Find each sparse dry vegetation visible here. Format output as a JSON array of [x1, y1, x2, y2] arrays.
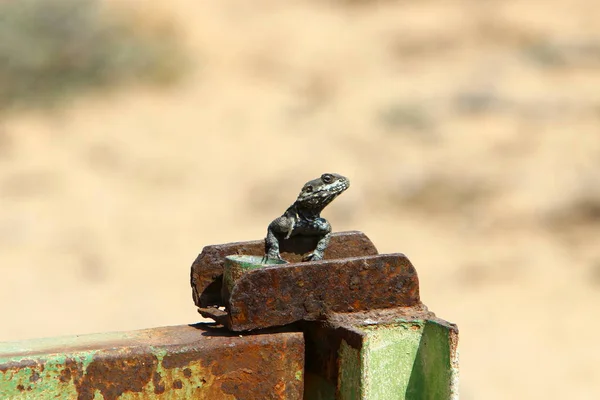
[[0, 0, 186, 111]]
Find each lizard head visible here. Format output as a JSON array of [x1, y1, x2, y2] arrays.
[[295, 173, 350, 211]]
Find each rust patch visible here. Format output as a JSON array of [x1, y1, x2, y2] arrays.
[[74, 348, 158, 400], [172, 379, 183, 389], [59, 366, 72, 383], [29, 370, 40, 382], [162, 348, 206, 370], [152, 371, 165, 394], [191, 230, 378, 308], [213, 334, 304, 399], [226, 253, 421, 331], [159, 325, 305, 399], [0, 358, 38, 372], [60, 357, 85, 389]]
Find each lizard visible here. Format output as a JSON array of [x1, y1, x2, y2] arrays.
[[263, 173, 350, 263]]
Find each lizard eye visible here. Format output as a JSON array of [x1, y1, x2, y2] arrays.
[[322, 174, 332, 183], [304, 185, 313, 193]]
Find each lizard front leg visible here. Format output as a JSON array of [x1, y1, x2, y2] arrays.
[[302, 218, 332, 261], [263, 215, 296, 263]]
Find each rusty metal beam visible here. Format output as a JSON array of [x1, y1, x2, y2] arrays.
[[191, 230, 378, 309], [0, 324, 304, 399], [222, 253, 421, 331]]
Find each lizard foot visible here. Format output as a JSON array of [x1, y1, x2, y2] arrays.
[[302, 251, 324, 262]]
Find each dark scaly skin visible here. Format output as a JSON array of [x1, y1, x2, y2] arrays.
[[263, 173, 350, 263]]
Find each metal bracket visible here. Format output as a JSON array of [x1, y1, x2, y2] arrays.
[[191, 231, 422, 331]]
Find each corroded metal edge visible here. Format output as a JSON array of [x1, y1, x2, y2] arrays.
[[226, 253, 421, 331], [191, 230, 379, 309], [0, 324, 304, 400]]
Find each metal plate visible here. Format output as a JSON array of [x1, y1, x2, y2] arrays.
[[191, 230, 378, 309], [226, 253, 421, 331]]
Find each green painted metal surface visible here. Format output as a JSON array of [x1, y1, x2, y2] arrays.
[[305, 318, 459, 400], [361, 320, 457, 400], [362, 321, 427, 399], [404, 321, 457, 400], [356, 320, 457, 400]]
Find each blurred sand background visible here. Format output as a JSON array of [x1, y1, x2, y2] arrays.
[[1, 0, 600, 398]]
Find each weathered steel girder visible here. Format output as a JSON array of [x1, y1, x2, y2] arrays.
[[0, 324, 304, 399]]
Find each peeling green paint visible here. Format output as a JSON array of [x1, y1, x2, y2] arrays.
[[0, 324, 305, 399], [0, 350, 100, 398], [1, 349, 176, 399]]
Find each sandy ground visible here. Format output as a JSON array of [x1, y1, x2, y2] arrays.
[[1, 0, 600, 398]]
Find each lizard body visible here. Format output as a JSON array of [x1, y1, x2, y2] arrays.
[[263, 173, 350, 263]]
